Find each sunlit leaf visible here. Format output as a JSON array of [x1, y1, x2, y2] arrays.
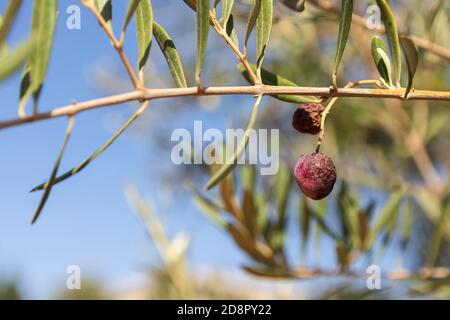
[[376, 0, 402, 87], [0, 38, 34, 82], [238, 63, 320, 104], [31, 102, 150, 192], [0, 0, 22, 45], [400, 35, 419, 98], [195, 0, 210, 86], [256, 0, 273, 75], [30, 117, 75, 224], [122, 0, 140, 33], [205, 95, 263, 190], [244, 0, 261, 53], [135, 0, 153, 75], [153, 22, 188, 88], [29, 0, 58, 110], [371, 36, 392, 86], [332, 0, 353, 88]]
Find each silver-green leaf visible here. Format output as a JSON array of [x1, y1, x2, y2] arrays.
[[244, 0, 262, 54], [196, 0, 210, 86], [29, 0, 58, 109], [0, 0, 23, 45], [371, 36, 392, 87], [135, 0, 153, 74], [0, 38, 34, 82], [332, 0, 353, 88], [256, 0, 273, 76], [376, 0, 402, 87], [221, 0, 234, 28]]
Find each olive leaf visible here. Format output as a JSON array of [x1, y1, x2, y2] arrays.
[[376, 0, 402, 87], [31, 102, 150, 192], [183, 0, 197, 11], [31, 117, 75, 224], [238, 63, 321, 104], [281, 0, 306, 12], [18, 64, 31, 118], [135, 0, 153, 76], [256, 0, 273, 76], [371, 36, 393, 87], [221, 0, 235, 28], [95, 0, 112, 32], [0, 0, 23, 45], [400, 35, 419, 98], [426, 204, 450, 267], [153, 22, 188, 88], [225, 14, 239, 47], [332, 0, 353, 88], [123, 0, 140, 33], [244, 0, 262, 54], [196, 0, 210, 86], [0, 38, 34, 82], [205, 95, 263, 190], [241, 165, 257, 238], [299, 197, 311, 251], [189, 185, 227, 228], [366, 189, 405, 247], [29, 0, 58, 111], [400, 200, 414, 252]]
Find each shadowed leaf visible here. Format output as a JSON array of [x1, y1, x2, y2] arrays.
[[95, 0, 112, 32], [371, 36, 392, 87], [400, 35, 419, 98], [221, 0, 234, 28]]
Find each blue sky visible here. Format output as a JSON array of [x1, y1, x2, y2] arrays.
[[0, 0, 258, 298]]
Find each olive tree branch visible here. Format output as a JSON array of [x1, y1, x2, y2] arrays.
[[0, 85, 449, 131], [315, 80, 381, 153], [80, 0, 142, 89], [308, 0, 450, 61]]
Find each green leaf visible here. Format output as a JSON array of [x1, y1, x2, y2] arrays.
[[376, 0, 402, 87], [123, 0, 140, 33], [299, 197, 312, 250], [281, 0, 306, 12], [29, 0, 58, 110], [221, 0, 234, 28], [0, 0, 23, 45], [332, 0, 353, 88], [367, 189, 405, 247], [135, 0, 153, 74], [426, 205, 450, 267], [400, 35, 419, 98], [195, 0, 210, 86], [205, 95, 263, 190], [0, 38, 34, 82], [371, 36, 392, 86], [153, 22, 188, 88], [30, 117, 75, 224], [244, 0, 261, 53], [256, 0, 272, 75], [95, 0, 112, 32], [238, 63, 320, 104], [275, 163, 291, 224], [31, 102, 150, 192]]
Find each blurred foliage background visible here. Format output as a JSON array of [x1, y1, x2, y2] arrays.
[[0, 0, 449, 299]]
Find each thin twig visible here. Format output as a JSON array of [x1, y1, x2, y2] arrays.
[[80, 0, 142, 89], [209, 11, 260, 84], [0, 84, 449, 131], [308, 0, 450, 61]]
